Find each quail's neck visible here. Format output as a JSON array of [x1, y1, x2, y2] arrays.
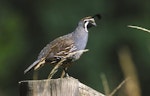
[[74, 25, 88, 34], [72, 26, 88, 50]]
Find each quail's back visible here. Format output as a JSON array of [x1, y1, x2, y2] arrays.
[[24, 15, 99, 74]]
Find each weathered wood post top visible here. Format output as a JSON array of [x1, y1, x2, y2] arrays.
[[19, 77, 105, 96]]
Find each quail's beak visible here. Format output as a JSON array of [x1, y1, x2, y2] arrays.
[[91, 21, 97, 26], [91, 14, 101, 26], [90, 19, 97, 27], [87, 19, 97, 29]]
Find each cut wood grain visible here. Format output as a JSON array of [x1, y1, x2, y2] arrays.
[[19, 77, 105, 96]]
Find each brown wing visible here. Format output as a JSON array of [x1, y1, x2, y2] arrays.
[[38, 34, 76, 59], [24, 34, 76, 74], [34, 34, 76, 69]]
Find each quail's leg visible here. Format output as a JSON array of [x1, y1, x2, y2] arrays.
[[61, 69, 65, 78], [64, 67, 69, 77], [61, 67, 69, 78]]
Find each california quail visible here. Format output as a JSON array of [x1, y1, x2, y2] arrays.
[[24, 14, 101, 77]]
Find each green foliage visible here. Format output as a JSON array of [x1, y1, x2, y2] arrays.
[[0, 0, 150, 96]]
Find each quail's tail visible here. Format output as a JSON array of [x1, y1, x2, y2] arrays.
[[24, 59, 41, 74]]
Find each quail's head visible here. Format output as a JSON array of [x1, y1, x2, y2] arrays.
[[78, 14, 101, 32]]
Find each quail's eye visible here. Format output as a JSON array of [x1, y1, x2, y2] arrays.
[[84, 21, 88, 23]]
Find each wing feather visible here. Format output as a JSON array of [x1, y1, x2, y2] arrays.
[[24, 33, 76, 73]]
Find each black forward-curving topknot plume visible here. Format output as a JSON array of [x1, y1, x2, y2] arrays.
[[92, 14, 102, 20]]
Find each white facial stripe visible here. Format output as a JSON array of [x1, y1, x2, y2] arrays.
[[84, 21, 89, 32], [83, 18, 95, 32]]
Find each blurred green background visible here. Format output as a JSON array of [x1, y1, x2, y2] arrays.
[[0, 0, 150, 96]]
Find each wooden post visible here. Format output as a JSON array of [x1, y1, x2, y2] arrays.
[[19, 77, 105, 96]]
